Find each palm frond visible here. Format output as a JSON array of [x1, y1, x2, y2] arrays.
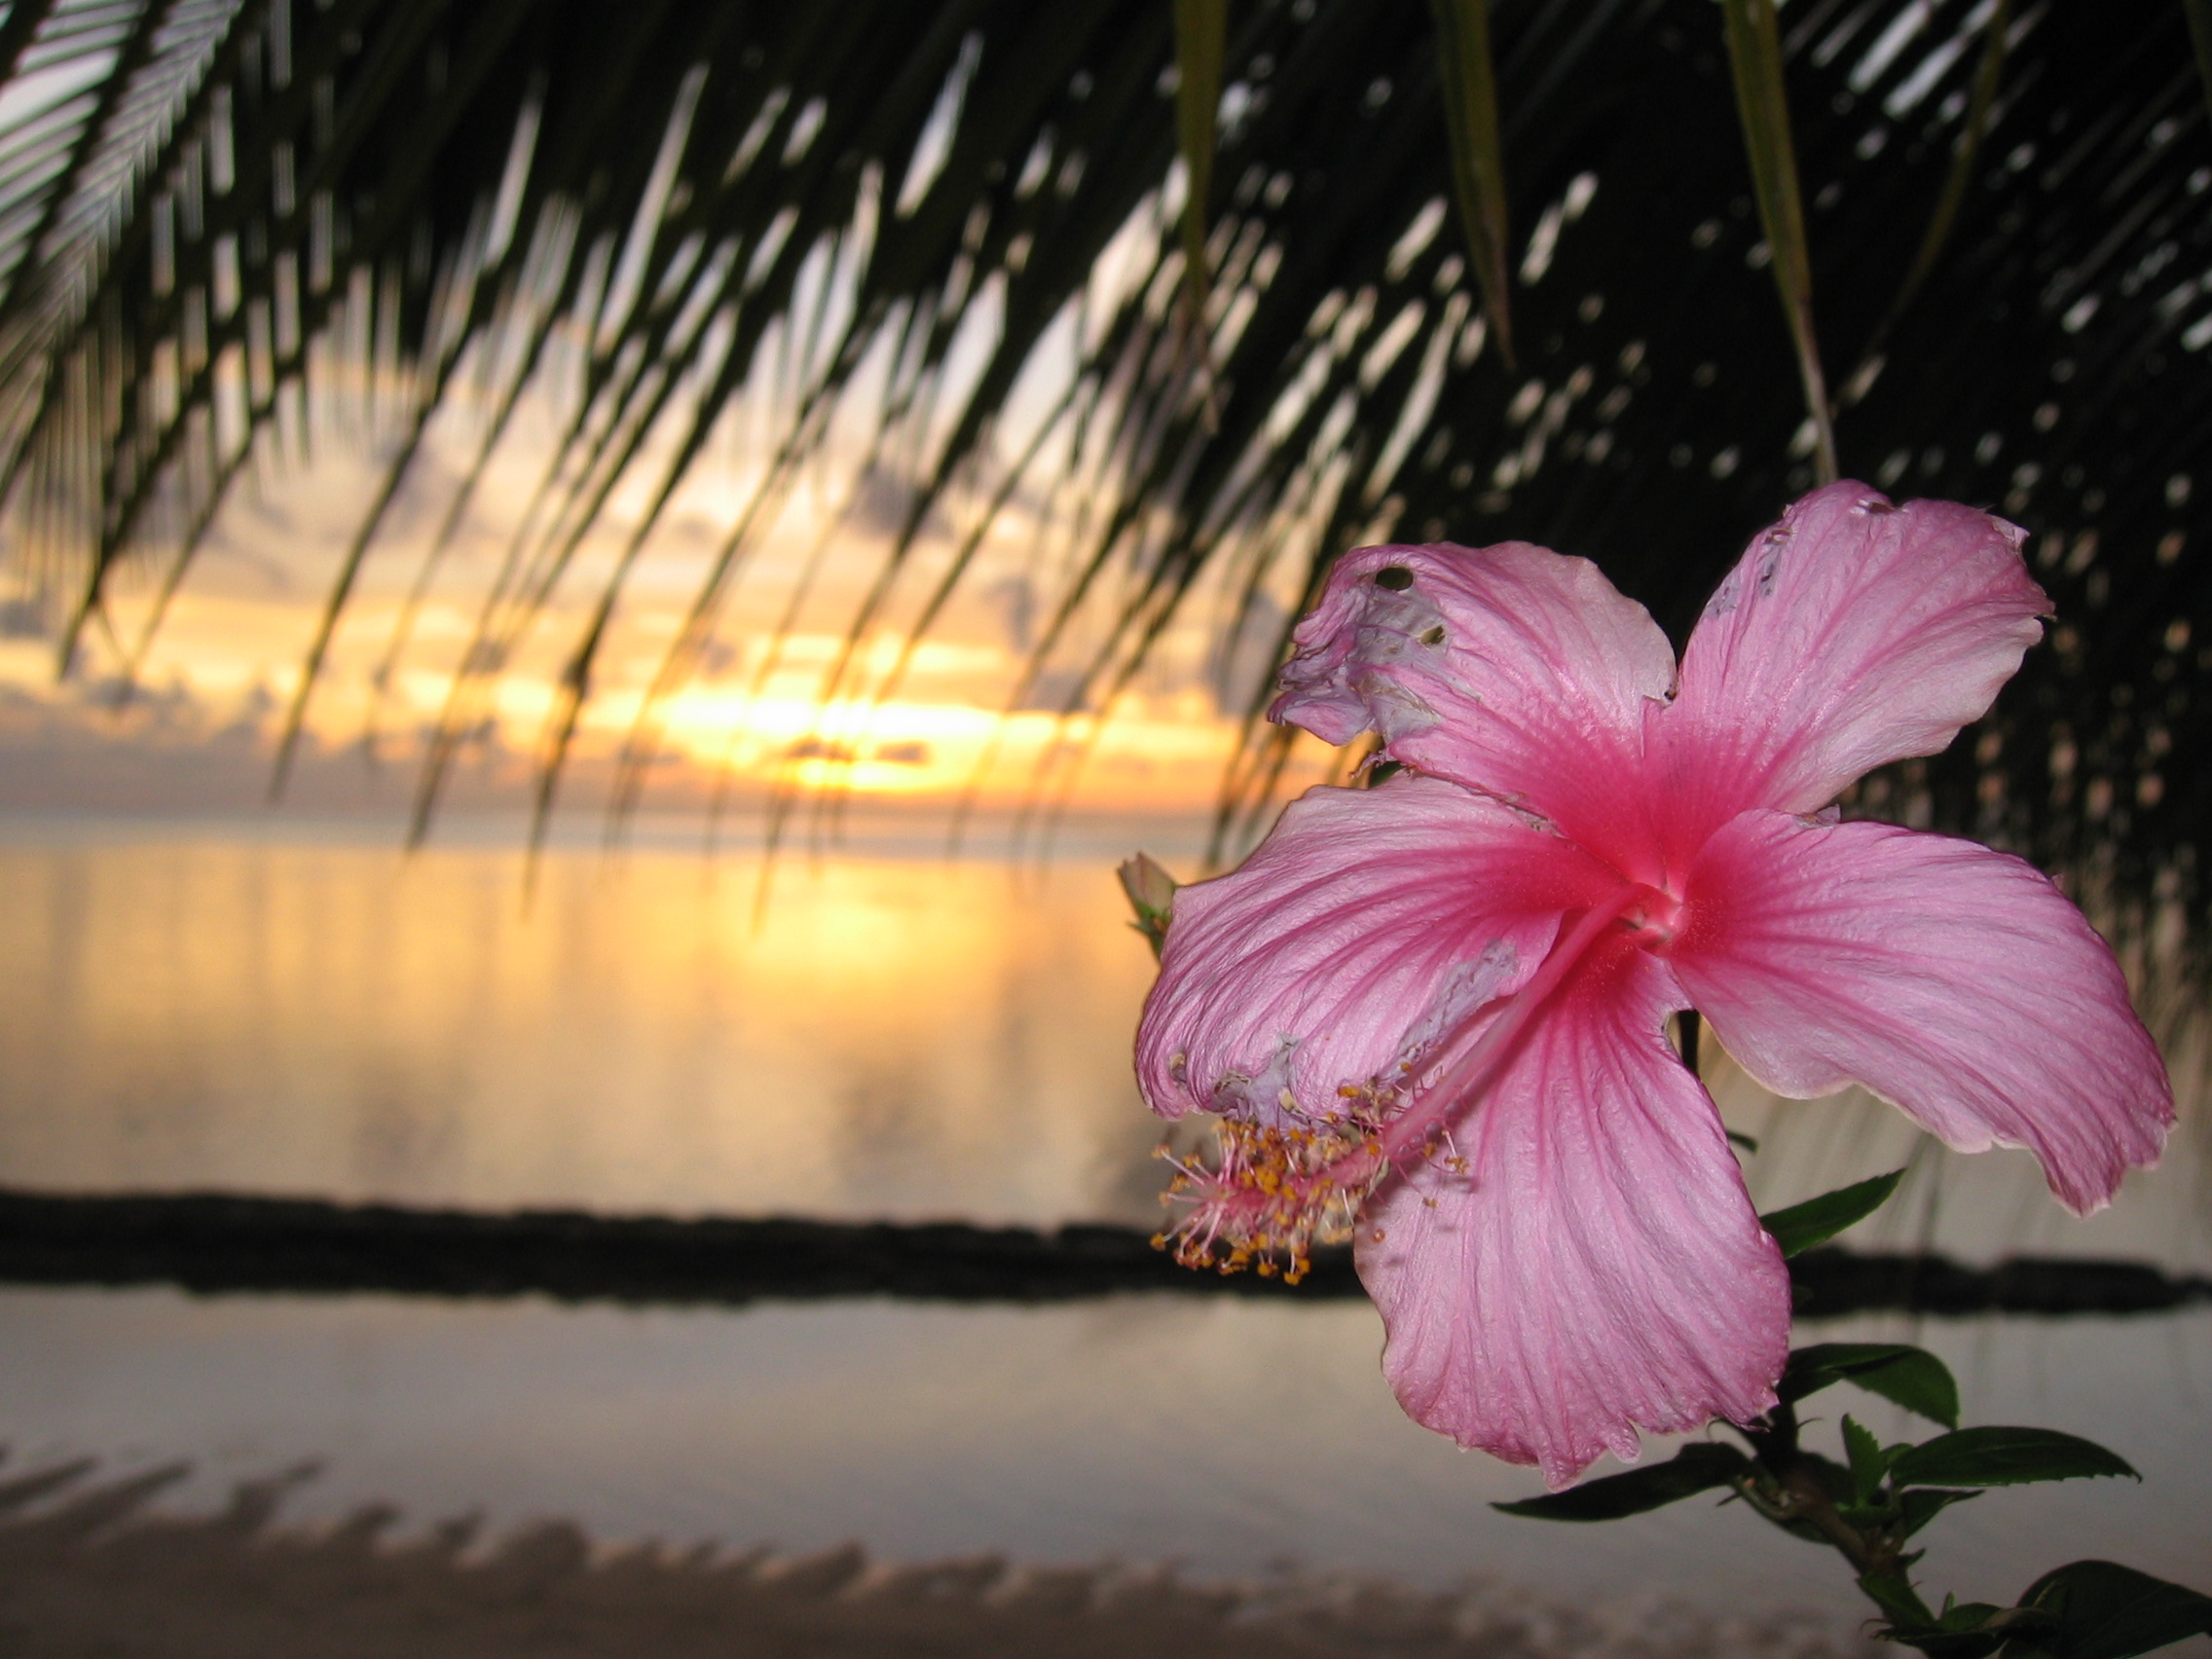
[[2188, 0, 2212, 128], [0, 0, 2203, 964], [1850, 0, 2009, 379], [1719, 0, 1836, 482], [1171, 0, 1226, 325], [1429, 0, 1514, 368]]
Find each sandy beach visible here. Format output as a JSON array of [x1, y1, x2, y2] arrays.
[[0, 1455, 1883, 1659]]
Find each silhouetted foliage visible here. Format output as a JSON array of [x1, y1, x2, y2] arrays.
[[0, 0, 2203, 943]]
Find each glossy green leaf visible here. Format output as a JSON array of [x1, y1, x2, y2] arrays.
[[1779, 1341, 1961, 1429], [1910, 1601, 2017, 1654], [1493, 1441, 1750, 1522], [2007, 1560, 2212, 1659], [1860, 1587, 2046, 1659], [1427, 0, 1514, 368], [1716, 0, 1835, 482], [1759, 1170, 1906, 1260], [1898, 1486, 1982, 1540], [1889, 1427, 2138, 1491], [1944, 1605, 2010, 1628], [1889, 1602, 2016, 1659], [1842, 1413, 1887, 1504], [1862, 1570, 1938, 1630]]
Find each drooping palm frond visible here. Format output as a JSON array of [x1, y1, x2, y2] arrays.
[[1720, 0, 1837, 483], [1427, 0, 1515, 370], [0, 0, 2205, 950]]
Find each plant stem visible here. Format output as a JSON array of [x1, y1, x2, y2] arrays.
[[1737, 1405, 1920, 1619]]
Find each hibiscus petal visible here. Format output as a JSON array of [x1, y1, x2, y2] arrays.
[[1672, 811, 2172, 1213], [1357, 940, 1788, 1490], [1659, 481, 2047, 863], [1134, 774, 1622, 1124], [1270, 541, 1677, 881]]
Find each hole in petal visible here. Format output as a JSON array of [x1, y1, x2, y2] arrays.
[[1374, 567, 1414, 590]]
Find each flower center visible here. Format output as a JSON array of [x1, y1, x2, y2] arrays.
[[1154, 1116, 1386, 1283], [1619, 883, 1684, 948]]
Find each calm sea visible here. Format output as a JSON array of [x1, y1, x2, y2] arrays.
[[0, 817, 2205, 1624]]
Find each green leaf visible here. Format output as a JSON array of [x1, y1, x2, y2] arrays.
[[2006, 1560, 2212, 1659], [1493, 1442, 1750, 1522], [1889, 1428, 2139, 1491], [1716, 0, 1836, 483], [1843, 1414, 1887, 1505], [1884, 1627, 2012, 1657], [1426, 0, 1514, 368], [1862, 1570, 1938, 1630], [1886, 1604, 2015, 1659], [1898, 1487, 1982, 1541], [1862, 1585, 2032, 1658], [1760, 1171, 1906, 1259], [1780, 1342, 1961, 1429], [1938, 1604, 2009, 1632]]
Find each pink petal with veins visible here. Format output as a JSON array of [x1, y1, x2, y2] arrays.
[[1135, 774, 1620, 1124], [1657, 481, 2047, 866], [1357, 939, 1788, 1490], [1130, 484, 2174, 1482], [1673, 811, 2172, 1213], [1271, 542, 1676, 881]]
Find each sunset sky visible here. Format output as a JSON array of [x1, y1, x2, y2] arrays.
[[0, 138, 1367, 836], [0, 323, 1341, 829]]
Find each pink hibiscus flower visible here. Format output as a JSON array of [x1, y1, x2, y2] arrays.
[[1134, 480, 2173, 1490]]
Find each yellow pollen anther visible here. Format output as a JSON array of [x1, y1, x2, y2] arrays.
[[1151, 1115, 1388, 1281]]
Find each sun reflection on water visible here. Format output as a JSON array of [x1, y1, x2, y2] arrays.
[[0, 820, 1188, 1225], [0, 815, 2204, 1274]]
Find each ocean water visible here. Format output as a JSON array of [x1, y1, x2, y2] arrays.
[[0, 816, 2205, 1263], [2, 1290, 2207, 1625], [0, 815, 1178, 1228], [0, 818, 2206, 1631]]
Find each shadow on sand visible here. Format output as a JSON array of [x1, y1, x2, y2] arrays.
[[0, 1452, 1881, 1659]]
